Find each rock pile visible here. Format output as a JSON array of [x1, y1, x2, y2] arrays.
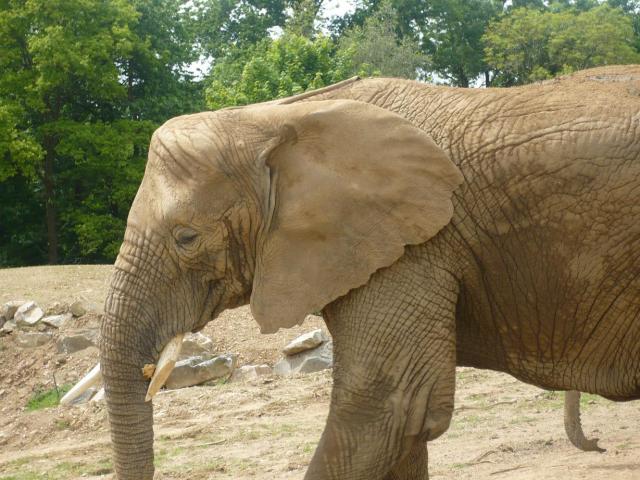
[[1, 299, 102, 401], [1, 298, 100, 363], [0, 300, 93, 336], [3, 300, 333, 406]]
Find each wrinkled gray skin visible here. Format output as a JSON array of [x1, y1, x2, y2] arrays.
[[100, 65, 640, 479]]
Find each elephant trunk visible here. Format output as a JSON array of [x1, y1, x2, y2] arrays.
[[100, 266, 160, 479], [101, 343, 154, 479]]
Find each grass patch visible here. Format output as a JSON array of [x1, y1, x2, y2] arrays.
[[302, 442, 317, 454], [26, 384, 72, 411], [0, 475, 41, 480], [54, 419, 71, 430], [539, 390, 559, 401], [457, 414, 483, 427], [509, 415, 537, 425], [531, 390, 563, 410], [579, 392, 602, 407], [0, 457, 112, 480]]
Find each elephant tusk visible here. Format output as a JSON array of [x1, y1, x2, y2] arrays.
[[60, 363, 102, 405], [145, 334, 184, 402]]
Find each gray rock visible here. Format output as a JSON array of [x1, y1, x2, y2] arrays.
[[274, 340, 333, 376], [165, 354, 236, 390], [1, 300, 25, 325], [69, 387, 98, 405], [46, 302, 69, 316], [179, 332, 215, 360], [0, 320, 16, 336], [15, 332, 52, 348], [282, 328, 328, 356], [91, 388, 105, 403], [42, 313, 73, 329], [56, 329, 98, 354], [69, 301, 87, 317], [14, 301, 44, 328], [231, 364, 272, 382]]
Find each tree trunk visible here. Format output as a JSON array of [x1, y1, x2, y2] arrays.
[[456, 70, 469, 88], [43, 135, 58, 264]]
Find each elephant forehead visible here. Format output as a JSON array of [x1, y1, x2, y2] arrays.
[[149, 112, 229, 176], [131, 170, 238, 233]]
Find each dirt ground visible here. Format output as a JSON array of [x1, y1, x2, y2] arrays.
[[0, 265, 638, 480]]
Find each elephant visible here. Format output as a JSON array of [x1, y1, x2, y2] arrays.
[[96, 64, 640, 479]]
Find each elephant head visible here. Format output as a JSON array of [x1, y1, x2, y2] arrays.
[[99, 99, 462, 479]]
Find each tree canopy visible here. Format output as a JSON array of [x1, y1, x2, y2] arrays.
[[0, 0, 202, 265], [484, 3, 640, 85], [1, 0, 639, 267]]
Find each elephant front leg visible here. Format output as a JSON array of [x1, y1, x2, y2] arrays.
[[383, 439, 428, 480], [305, 261, 458, 480]]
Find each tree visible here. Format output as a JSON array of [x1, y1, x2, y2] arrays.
[[423, 0, 503, 86], [337, 0, 428, 79], [0, 0, 203, 265], [191, 0, 290, 60], [0, 102, 42, 182], [122, 0, 205, 122], [606, 0, 640, 53], [332, 0, 503, 86], [484, 4, 640, 85], [205, 32, 351, 110], [286, 0, 323, 38], [0, 0, 139, 263]]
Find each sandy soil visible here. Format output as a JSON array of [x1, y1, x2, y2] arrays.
[[0, 266, 638, 479]]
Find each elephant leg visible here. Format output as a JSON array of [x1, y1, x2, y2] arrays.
[[383, 439, 428, 480], [305, 254, 458, 480]]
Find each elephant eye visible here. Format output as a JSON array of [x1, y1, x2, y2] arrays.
[[174, 227, 199, 247]]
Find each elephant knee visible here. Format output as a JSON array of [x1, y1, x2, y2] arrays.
[[402, 378, 455, 441], [424, 405, 453, 440]]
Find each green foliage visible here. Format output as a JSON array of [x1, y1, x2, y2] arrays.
[[191, 0, 290, 59], [0, 103, 43, 181], [205, 33, 351, 109], [204, 0, 426, 109], [333, 0, 503, 86], [52, 119, 155, 261], [286, 0, 323, 38], [337, 0, 428, 79], [0, 0, 203, 266], [422, 0, 503, 86], [484, 4, 640, 85], [26, 384, 72, 411]]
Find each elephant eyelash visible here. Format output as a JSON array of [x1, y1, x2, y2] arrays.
[[174, 227, 199, 247]]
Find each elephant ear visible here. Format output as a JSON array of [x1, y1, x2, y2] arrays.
[[249, 100, 463, 333]]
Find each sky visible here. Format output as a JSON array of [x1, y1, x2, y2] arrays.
[[322, 0, 357, 18]]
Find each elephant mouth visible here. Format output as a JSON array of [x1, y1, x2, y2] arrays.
[[146, 278, 224, 399], [146, 281, 224, 399], [65, 281, 230, 404], [192, 280, 224, 333], [65, 282, 225, 405]]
